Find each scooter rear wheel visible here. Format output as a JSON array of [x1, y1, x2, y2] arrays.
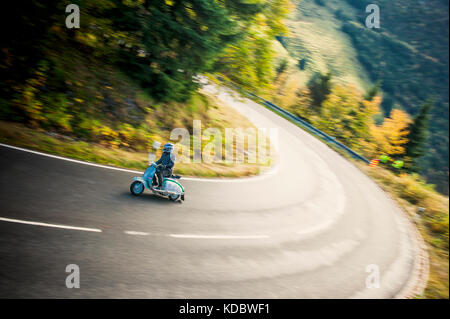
[[130, 181, 145, 196]]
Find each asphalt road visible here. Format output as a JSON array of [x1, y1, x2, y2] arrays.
[[0, 84, 417, 298]]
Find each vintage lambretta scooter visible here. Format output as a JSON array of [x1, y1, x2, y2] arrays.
[[130, 163, 185, 201]]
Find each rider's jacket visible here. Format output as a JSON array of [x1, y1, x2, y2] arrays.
[[155, 151, 175, 170]]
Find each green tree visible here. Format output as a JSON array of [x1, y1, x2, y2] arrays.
[[214, 0, 289, 91], [0, 0, 61, 99], [113, 0, 266, 101], [363, 80, 381, 101], [276, 58, 288, 77], [404, 100, 433, 172], [308, 71, 332, 109]]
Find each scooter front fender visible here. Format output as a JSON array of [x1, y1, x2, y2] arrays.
[[132, 176, 150, 189]]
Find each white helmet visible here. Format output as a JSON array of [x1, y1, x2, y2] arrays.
[[163, 143, 174, 153]]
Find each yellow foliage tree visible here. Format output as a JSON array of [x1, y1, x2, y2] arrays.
[[369, 109, 411, 156], [316, 84, 381, 149]]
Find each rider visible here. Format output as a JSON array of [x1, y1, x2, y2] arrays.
[[154, 143, 175, 189]]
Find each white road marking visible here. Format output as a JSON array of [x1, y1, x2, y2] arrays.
[[0, 142, 276, 183], [124, 230, 150, 236], [0, 143, 142, 174], [0, 216, 269, 239], [168, 234, 270, 239], [0, 217, 102, 233]]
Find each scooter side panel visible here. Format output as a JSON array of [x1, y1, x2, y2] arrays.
[[163, 179, 184, 194]]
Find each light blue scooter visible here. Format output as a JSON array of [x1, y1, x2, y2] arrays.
[[130, 163, 185, 201]]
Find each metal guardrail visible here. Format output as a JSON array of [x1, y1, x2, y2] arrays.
[[217, 77, 370, 164]]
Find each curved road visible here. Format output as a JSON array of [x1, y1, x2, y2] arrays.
[[0, 83, 418, 298]]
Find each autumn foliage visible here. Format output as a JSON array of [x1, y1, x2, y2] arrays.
[[289, 77, 413, 164]]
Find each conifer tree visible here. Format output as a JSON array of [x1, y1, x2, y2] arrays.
[[363, 80, 381, 101], [308, 72, 332, 109], [404, 100, 432, 172]]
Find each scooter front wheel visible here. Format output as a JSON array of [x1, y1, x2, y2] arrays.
[[169, 194, 180, 201], [130, 181, 145, 196]]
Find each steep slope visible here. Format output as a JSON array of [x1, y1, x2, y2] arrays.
[[276, 0, 449, 193]]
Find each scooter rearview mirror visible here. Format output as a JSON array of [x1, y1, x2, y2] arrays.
[[148, 152, 156, 164]]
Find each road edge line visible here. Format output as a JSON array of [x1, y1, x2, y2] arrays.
[[0, 217, 102, 233], [0, 142, 277, 183]]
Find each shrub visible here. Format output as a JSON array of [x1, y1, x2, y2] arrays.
[[97, 125, 119, 148], [397, 173, 431, 204], [76, 116, 102, 140], [118, 123, 136, 148], [42, 93, 72, 132]]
